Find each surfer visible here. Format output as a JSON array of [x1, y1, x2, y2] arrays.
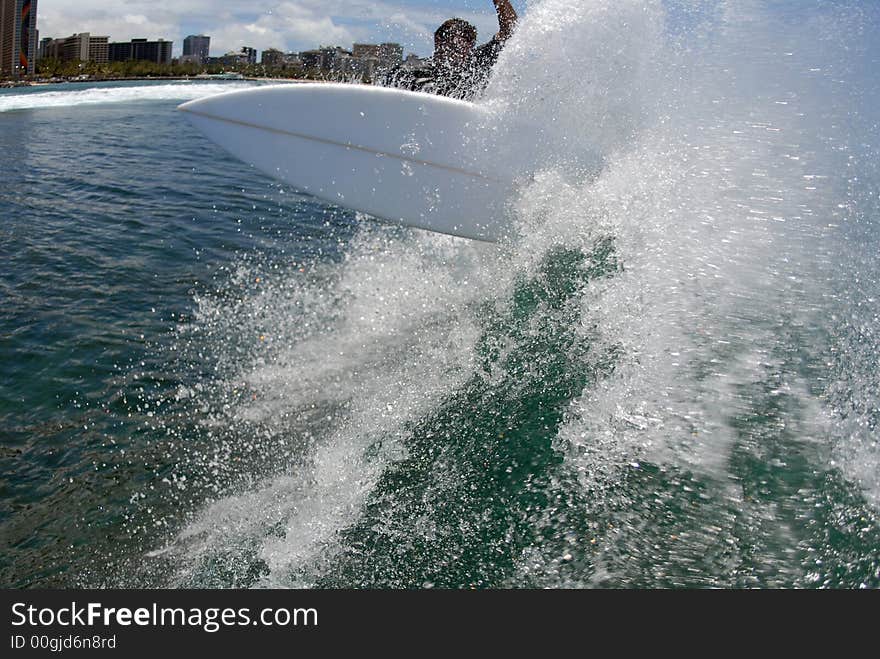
[[383, 0, 518, 100]]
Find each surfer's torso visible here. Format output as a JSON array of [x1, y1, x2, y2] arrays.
[[383, 37, 505, 100]]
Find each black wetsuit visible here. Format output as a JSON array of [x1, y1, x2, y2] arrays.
[[383, 36, 505, 100]]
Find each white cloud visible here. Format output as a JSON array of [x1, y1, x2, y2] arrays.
[[206, 14, 355, 57], [37, 2, 179, 44]]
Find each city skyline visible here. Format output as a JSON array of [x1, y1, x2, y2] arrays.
[[34, 0, 524, 59], [34, 31, 415, 73]]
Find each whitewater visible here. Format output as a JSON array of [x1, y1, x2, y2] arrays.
[[0, 81, 255, 113], [138, 0, 878, 588]]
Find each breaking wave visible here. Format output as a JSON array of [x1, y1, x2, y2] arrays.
[[0, 81, 256, 113], [115, 0, 880, 588]]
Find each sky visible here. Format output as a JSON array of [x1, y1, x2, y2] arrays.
[[35, 0, 526, 59]]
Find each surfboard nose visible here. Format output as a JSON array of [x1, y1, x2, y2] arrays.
[[178, 87, 248, 114], [176, 83, 517, 241], [178, 97, 207, 113]]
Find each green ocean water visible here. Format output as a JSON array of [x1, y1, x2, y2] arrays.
[[2, 1, 879, 588]]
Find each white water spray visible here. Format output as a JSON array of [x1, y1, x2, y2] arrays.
[[150, 0, 880, 586]]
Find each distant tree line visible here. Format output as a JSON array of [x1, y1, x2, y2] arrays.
[[35, 58, 204, 79], [24, 58, 364, 82]]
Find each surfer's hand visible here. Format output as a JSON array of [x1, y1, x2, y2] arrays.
[[492, 0, 518, 40]]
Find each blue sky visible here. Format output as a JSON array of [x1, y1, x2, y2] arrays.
[[36, 0, 526, 58]]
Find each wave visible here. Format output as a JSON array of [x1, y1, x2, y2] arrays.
[[0, 81, 257, 113], [120, 0, 880, 588]]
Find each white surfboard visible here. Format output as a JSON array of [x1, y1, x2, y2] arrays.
[[178, 83, 520, 242]]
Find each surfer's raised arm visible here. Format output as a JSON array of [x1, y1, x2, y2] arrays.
[[381, 0, 518, 99], [493, 0, 518, 41]]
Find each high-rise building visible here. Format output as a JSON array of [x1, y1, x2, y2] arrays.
[[352, 44, 380, 60], [182, 34, 210, 64], [350, 42, 401, 77], [42, 33, 107, 63], [0, 0, 38, 78], [299, 50, 324, 71], [310, 46, 348, 72], [378, 43, 403, 68], [214, 46, 259, 68], [48, 33, 108, 63], [38, 34, 50, 59], [241, 46, 256, 65], [109, 38, 172, 65], [260, 48, 284, 68]]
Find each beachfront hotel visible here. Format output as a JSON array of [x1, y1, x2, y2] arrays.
[[109, 38, 173, 65], [183, 34, 210, 65], [42, 32, 109, 64], [0, 0, 37, 78]]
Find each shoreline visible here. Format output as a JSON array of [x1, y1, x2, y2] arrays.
[[2, 75, 323, 88]]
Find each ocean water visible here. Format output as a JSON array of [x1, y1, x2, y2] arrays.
[[2, 0, 878, 588]]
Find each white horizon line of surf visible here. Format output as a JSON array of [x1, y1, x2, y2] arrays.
[[0, 81, 257, 113]]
